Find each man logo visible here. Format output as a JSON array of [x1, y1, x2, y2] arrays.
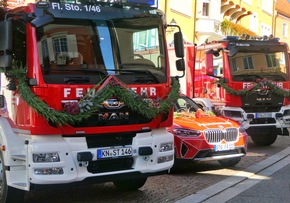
[[102, 99, 124, 109], [256, 89, 269, 96]]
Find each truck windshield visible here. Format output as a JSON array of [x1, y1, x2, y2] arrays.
[[37, 18, 166, 84], [229, 50, 288, 82]]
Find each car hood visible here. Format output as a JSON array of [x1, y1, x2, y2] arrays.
[[173, 115, 239, 131]]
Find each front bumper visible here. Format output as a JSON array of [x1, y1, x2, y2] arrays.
[[27, 128, 174, 185], [221, 106, 290, 130]]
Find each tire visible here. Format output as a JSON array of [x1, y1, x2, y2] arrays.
[[250, 132, 277, 146], [0, 153, 25, 203], [113, 177, 147, 191], [218, 157, 241, 167]]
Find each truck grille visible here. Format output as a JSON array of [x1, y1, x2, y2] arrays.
[[87, 158, 134, 174], [204, 128, 238, 143], [86, 132, 136, 148], [70, 106, 151, 127], [85, 132, 138, 173], [241, 92, 283, 113]]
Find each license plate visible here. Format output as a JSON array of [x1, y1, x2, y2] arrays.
[[97, 147, 132, 159], [256, 112, 272, 118], [214, 143, 235, 151]]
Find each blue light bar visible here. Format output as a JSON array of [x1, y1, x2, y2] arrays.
[[222, 36, 239, 41], [57, 0, 158, 8], [127, 0, 156, 6]]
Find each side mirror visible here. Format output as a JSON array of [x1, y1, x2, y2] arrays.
[[31, 14, 54, 27], [228, 44, 238, 57], [0, 95, 4, 108], [0, 20, 12, 68], [174, 31, 184, 58], [205, 54, 214, 75], [176, 58, 185, 71]]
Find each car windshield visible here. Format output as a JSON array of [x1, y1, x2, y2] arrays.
[[174, 96, 201, 113], [37, 18, 166, 84]]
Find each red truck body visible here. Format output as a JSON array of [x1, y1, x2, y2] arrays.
[[0, 0, 185, 202]]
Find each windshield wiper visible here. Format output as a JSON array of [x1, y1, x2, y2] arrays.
[[53, 68, 105, 72], [52, 68, 107, 76], [107, 69, 159, 83], [233, 74, 262, 82], [64, 76, 90, 84]]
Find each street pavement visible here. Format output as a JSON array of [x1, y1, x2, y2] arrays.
[[176, 146, 290, 203], [24, 136, 290, 203]]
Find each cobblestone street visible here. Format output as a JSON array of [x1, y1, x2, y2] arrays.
[[24, 135, 290, 203]]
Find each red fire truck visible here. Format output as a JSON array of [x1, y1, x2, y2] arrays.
[[172, 36, 290, 147], [0, 0, 185, 202]]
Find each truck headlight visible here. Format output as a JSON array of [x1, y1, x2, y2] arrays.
[[223, 110, 243, 118], [157, 155, 174, 163], [33, 153, 60, 163], [34, 167, 64, 175], [159, 142, 173, 152]]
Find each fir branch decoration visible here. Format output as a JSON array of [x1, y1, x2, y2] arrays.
[[217, 78, 290, 97], [174, 109, 215, 119], [10, 68, 180, 126]]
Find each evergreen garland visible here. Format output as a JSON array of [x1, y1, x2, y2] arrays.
[[217, 78, 290, 97], [11, 68, 180, 126]]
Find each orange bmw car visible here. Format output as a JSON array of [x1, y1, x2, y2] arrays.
[[167, 95, 248, 168]]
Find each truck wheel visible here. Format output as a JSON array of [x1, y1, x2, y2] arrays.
[[250, 132, 277, 146], [0, 153, 25, 203], [113, 177, 147, 191], [218, 157, 241, 167]]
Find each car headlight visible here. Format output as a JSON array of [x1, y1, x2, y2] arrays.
[[239, 126, 247, 134], [172, 128, 201, 137]]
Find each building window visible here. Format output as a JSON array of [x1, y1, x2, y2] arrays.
[[53, 37, 68, 58], [261, 0, 273, 14], [133, 28, 158, 50], [202, 2, 209, 17], [260, 23, 271, 36], [170, 0, 192, 16], [41, 40, 49, 58], [265, 54, 277, 68], [283, 23, 288, 38], [243, 56, 254, 69], [52, 37, 68, 65], [53, 37, 68, 55]]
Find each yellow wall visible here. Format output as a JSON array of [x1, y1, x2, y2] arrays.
[[275, 0, 290, 46], [228, 0, 274, 36], [159, 0, 196, 44], [275, 16, 290, 45]]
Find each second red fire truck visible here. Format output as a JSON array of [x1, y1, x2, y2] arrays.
[[171, 35, 290, 146]]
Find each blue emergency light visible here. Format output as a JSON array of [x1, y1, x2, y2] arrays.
[[222, 36, 239, 41], [52, 0, 158, 8], [101, 0, 158, 7], [127, 0, 156, 6]]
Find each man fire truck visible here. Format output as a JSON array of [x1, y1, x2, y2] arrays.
[[175, 36, 290, 147], [0, 0, 185, 202]]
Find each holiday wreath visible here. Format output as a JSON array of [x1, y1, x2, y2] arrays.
[[217, 78, 290, 97], [9, 68, 180, 126]]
